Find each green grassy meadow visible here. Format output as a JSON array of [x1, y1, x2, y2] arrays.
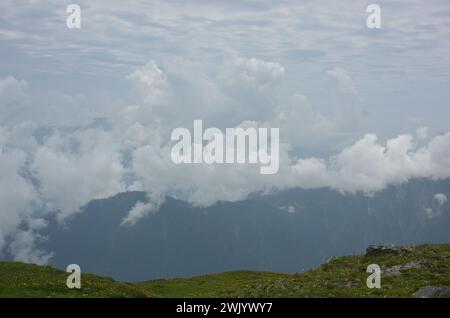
[[1, 244, 450, 298]]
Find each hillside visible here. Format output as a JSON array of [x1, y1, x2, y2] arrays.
[[139, 244, 450, 297], [1, 244, 450, 298], [0, 262, 152, 298]]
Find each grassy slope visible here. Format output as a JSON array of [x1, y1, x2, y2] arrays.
[[138, 244, 450, 298], [1, 244, 450, 297], [236, 243, 450, 298], [0, 262, 152, 298], [136, 271, 289, 298]]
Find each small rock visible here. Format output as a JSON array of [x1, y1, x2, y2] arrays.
[[413, 286, 450, 298], [324, 256, 338, 264], [366, 245, 413, 257], [332, 280, 361, 288], [382, 259, 426, 277], [382, 266, 402, 277]]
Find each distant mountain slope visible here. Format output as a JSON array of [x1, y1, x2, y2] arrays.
[[33, 178, 450, 281], [2, 244, 450, 298]]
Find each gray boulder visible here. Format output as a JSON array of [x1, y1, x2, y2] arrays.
[[382, 259, 426, 277], [413, 286, 450, 298], [366, 245, 413, 257]]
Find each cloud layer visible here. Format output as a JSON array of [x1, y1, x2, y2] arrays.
[[1, 56, 449, 264], [1, 1, 450, 262]]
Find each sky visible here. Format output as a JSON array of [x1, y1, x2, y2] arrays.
[[0, 0, 450, 263]]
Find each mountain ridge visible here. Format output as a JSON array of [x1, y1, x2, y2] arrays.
[[2, 178, 449, 281]]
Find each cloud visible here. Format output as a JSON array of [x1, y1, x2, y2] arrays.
[[121, 192, 165, 226], [126, 60, 167, 103], [324, 67, 364, 133], [0, 144, 51, 263], [1, 0, 450, 256], [0, 147, 38, 254], [8, 230, 53, 264], [279, 205, 296, 213], [272, 94, 337, 148], [122, 55, 344, 148], [31, 128, 126, 220], [0, 76, 26, 101], [291, 133, 450, 194], [130, 126, 450, 207], [227, 55, 285, 89], [433, 193, 448, 207], [1, 55, 450, 237], [326, 67, 359, 99], [416, 126, 430, 140], [0, 76, 28, 126], [425, 193, 448, 218]]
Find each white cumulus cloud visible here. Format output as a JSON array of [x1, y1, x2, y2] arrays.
[[121, 192, 165, 226]]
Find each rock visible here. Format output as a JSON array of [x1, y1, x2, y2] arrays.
[[324, 256, 338, 264], [382, 259, 426, 277], [332, 280, 361, 288], [413, 286, 450, 298], [382, 266, 402, 277], [366, 245, 413, 257]]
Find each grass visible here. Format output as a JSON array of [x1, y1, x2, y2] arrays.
[[136, 271, 289, 298], [0, 262, 152, 298], [1, 244, 450, 298], [139, 244, 450, 298]]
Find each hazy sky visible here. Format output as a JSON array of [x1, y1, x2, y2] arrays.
[[1, 0, 450, 262], [1, 0, 449, 134]]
